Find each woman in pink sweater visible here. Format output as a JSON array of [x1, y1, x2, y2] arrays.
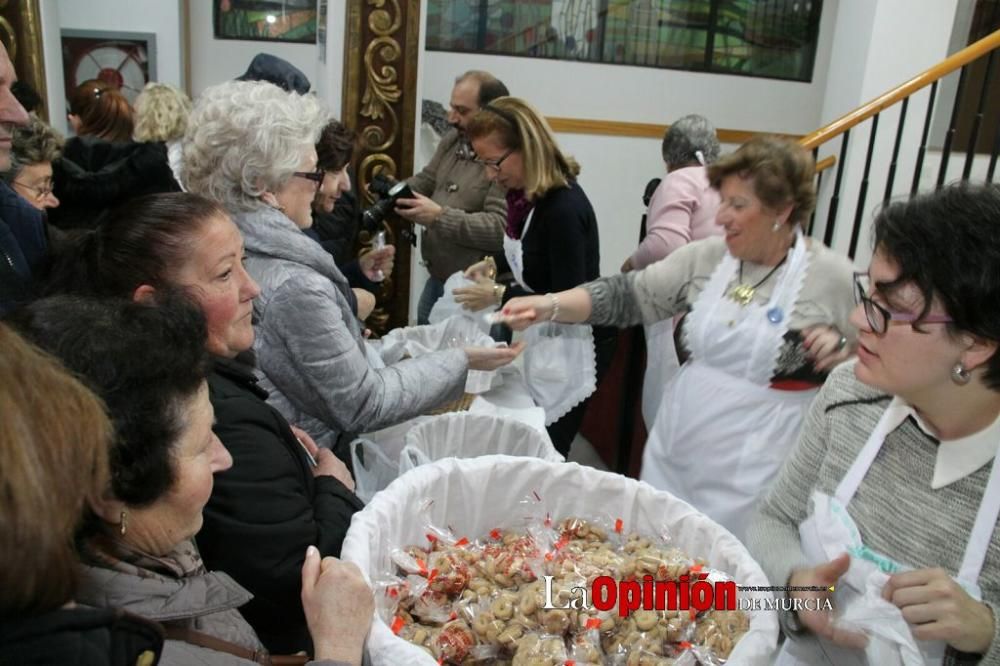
[[623, 114, 723, 272], [623, 114, 724, 429]]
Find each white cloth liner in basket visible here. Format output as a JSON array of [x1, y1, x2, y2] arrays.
[[520, 321, 597, 425], [398, 412, 563, 474], [352, 412, 561, 503], [341, 456, 779, 665]]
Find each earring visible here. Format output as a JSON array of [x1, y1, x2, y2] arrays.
[[119, 510, 128, 536], [951, 362, 972, 386], [772, 219, 782, 232]]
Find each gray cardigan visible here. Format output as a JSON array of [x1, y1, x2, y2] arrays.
[[746, 361, 1000, 663], [76, 539, 350, 666], [231, 206, 468, 448]]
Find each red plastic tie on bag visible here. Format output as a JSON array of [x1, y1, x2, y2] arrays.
[[490, 528, 502, 541], [426, 533, 438, 545], [565, 661, 576, 666], [455, 537, 469, 547], [688, 609, 698, 622], [427, 568, 440, 584], [690, 563, 704, 574], [679, 641, 693, 650], [449, 610, 458, 621], [390, 616, 405, 635], [416, 558, 428, 576], [585, 618, 602, 631], [614, 518, 624, 533]]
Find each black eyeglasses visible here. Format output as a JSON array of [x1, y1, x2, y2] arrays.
[[475, 149, 513, 172], [293, 169, 325, 186], [853, 272, 952, 335]]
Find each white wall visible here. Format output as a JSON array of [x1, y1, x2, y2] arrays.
[[413, 0, 840, 287], [811, 0, 960, 268], [38, 0, 66, 133], [187, 0, 320, 97], [57, 0, 184, 86], [314, 0, 347, 119]]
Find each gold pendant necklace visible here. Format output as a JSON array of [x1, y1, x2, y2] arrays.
[[728, 256, 787, 307], [729, 284, 757, 306]]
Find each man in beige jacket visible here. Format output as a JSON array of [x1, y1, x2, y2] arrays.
[[396, 70, 509, 324]]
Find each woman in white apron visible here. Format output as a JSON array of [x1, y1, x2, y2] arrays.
[[453, 97, 616, 456], [748, 184, 1000, 664], [619, 114, 724, 430], [499, 137, 856, 538]]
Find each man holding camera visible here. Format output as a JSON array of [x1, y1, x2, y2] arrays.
[[395, 70, 509, 324]]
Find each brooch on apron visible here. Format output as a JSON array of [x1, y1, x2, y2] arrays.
[[728, 256, 788, 306]]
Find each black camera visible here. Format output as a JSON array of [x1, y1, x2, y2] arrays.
[[362, 175, 415, 230]]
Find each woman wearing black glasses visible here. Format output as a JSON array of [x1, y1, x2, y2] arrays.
[[452, 96, 615, 456], [749, 183, 1000, 665], [182, 81, 521, 458]]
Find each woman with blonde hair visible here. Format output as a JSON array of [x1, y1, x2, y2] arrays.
[[454, 96, 614, 455], [133, 82, 191, 143]]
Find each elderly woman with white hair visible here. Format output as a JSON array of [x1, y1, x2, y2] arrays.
[[183, 81, 522, 456]]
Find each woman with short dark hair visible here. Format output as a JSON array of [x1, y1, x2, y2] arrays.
[[749, 183, 1000, 664], [10, 295, 373, 665], [0, 322, 164, 665], [501, 136, 856, 538], [45, 191, 366, 653]]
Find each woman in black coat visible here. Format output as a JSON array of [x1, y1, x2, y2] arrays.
[[45, 192, 363, 654]]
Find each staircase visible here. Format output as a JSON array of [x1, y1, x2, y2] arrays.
[[800, 27, 1000, 262]]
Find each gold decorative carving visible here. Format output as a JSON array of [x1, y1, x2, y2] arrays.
[[343, 0, 420, 332], [0, 0, 48, 122], [0, 17, 15, 60]]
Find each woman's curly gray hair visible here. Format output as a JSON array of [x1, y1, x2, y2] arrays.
[[3, 113, 63, 183], [661, 114, 720, 168], [182, 81, 327, 211]]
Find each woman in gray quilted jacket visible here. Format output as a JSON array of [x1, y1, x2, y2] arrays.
[[182, 81, 522, 455]]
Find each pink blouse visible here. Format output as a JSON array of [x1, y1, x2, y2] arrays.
[[630, 166, 722, 270]]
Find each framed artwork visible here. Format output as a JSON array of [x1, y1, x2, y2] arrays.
[[61, 30, 156, 106], [214, 0, 318, 43]]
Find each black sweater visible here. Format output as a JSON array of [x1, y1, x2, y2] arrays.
[[198, 356, 364, 654], [497, 180, 601, 301]]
